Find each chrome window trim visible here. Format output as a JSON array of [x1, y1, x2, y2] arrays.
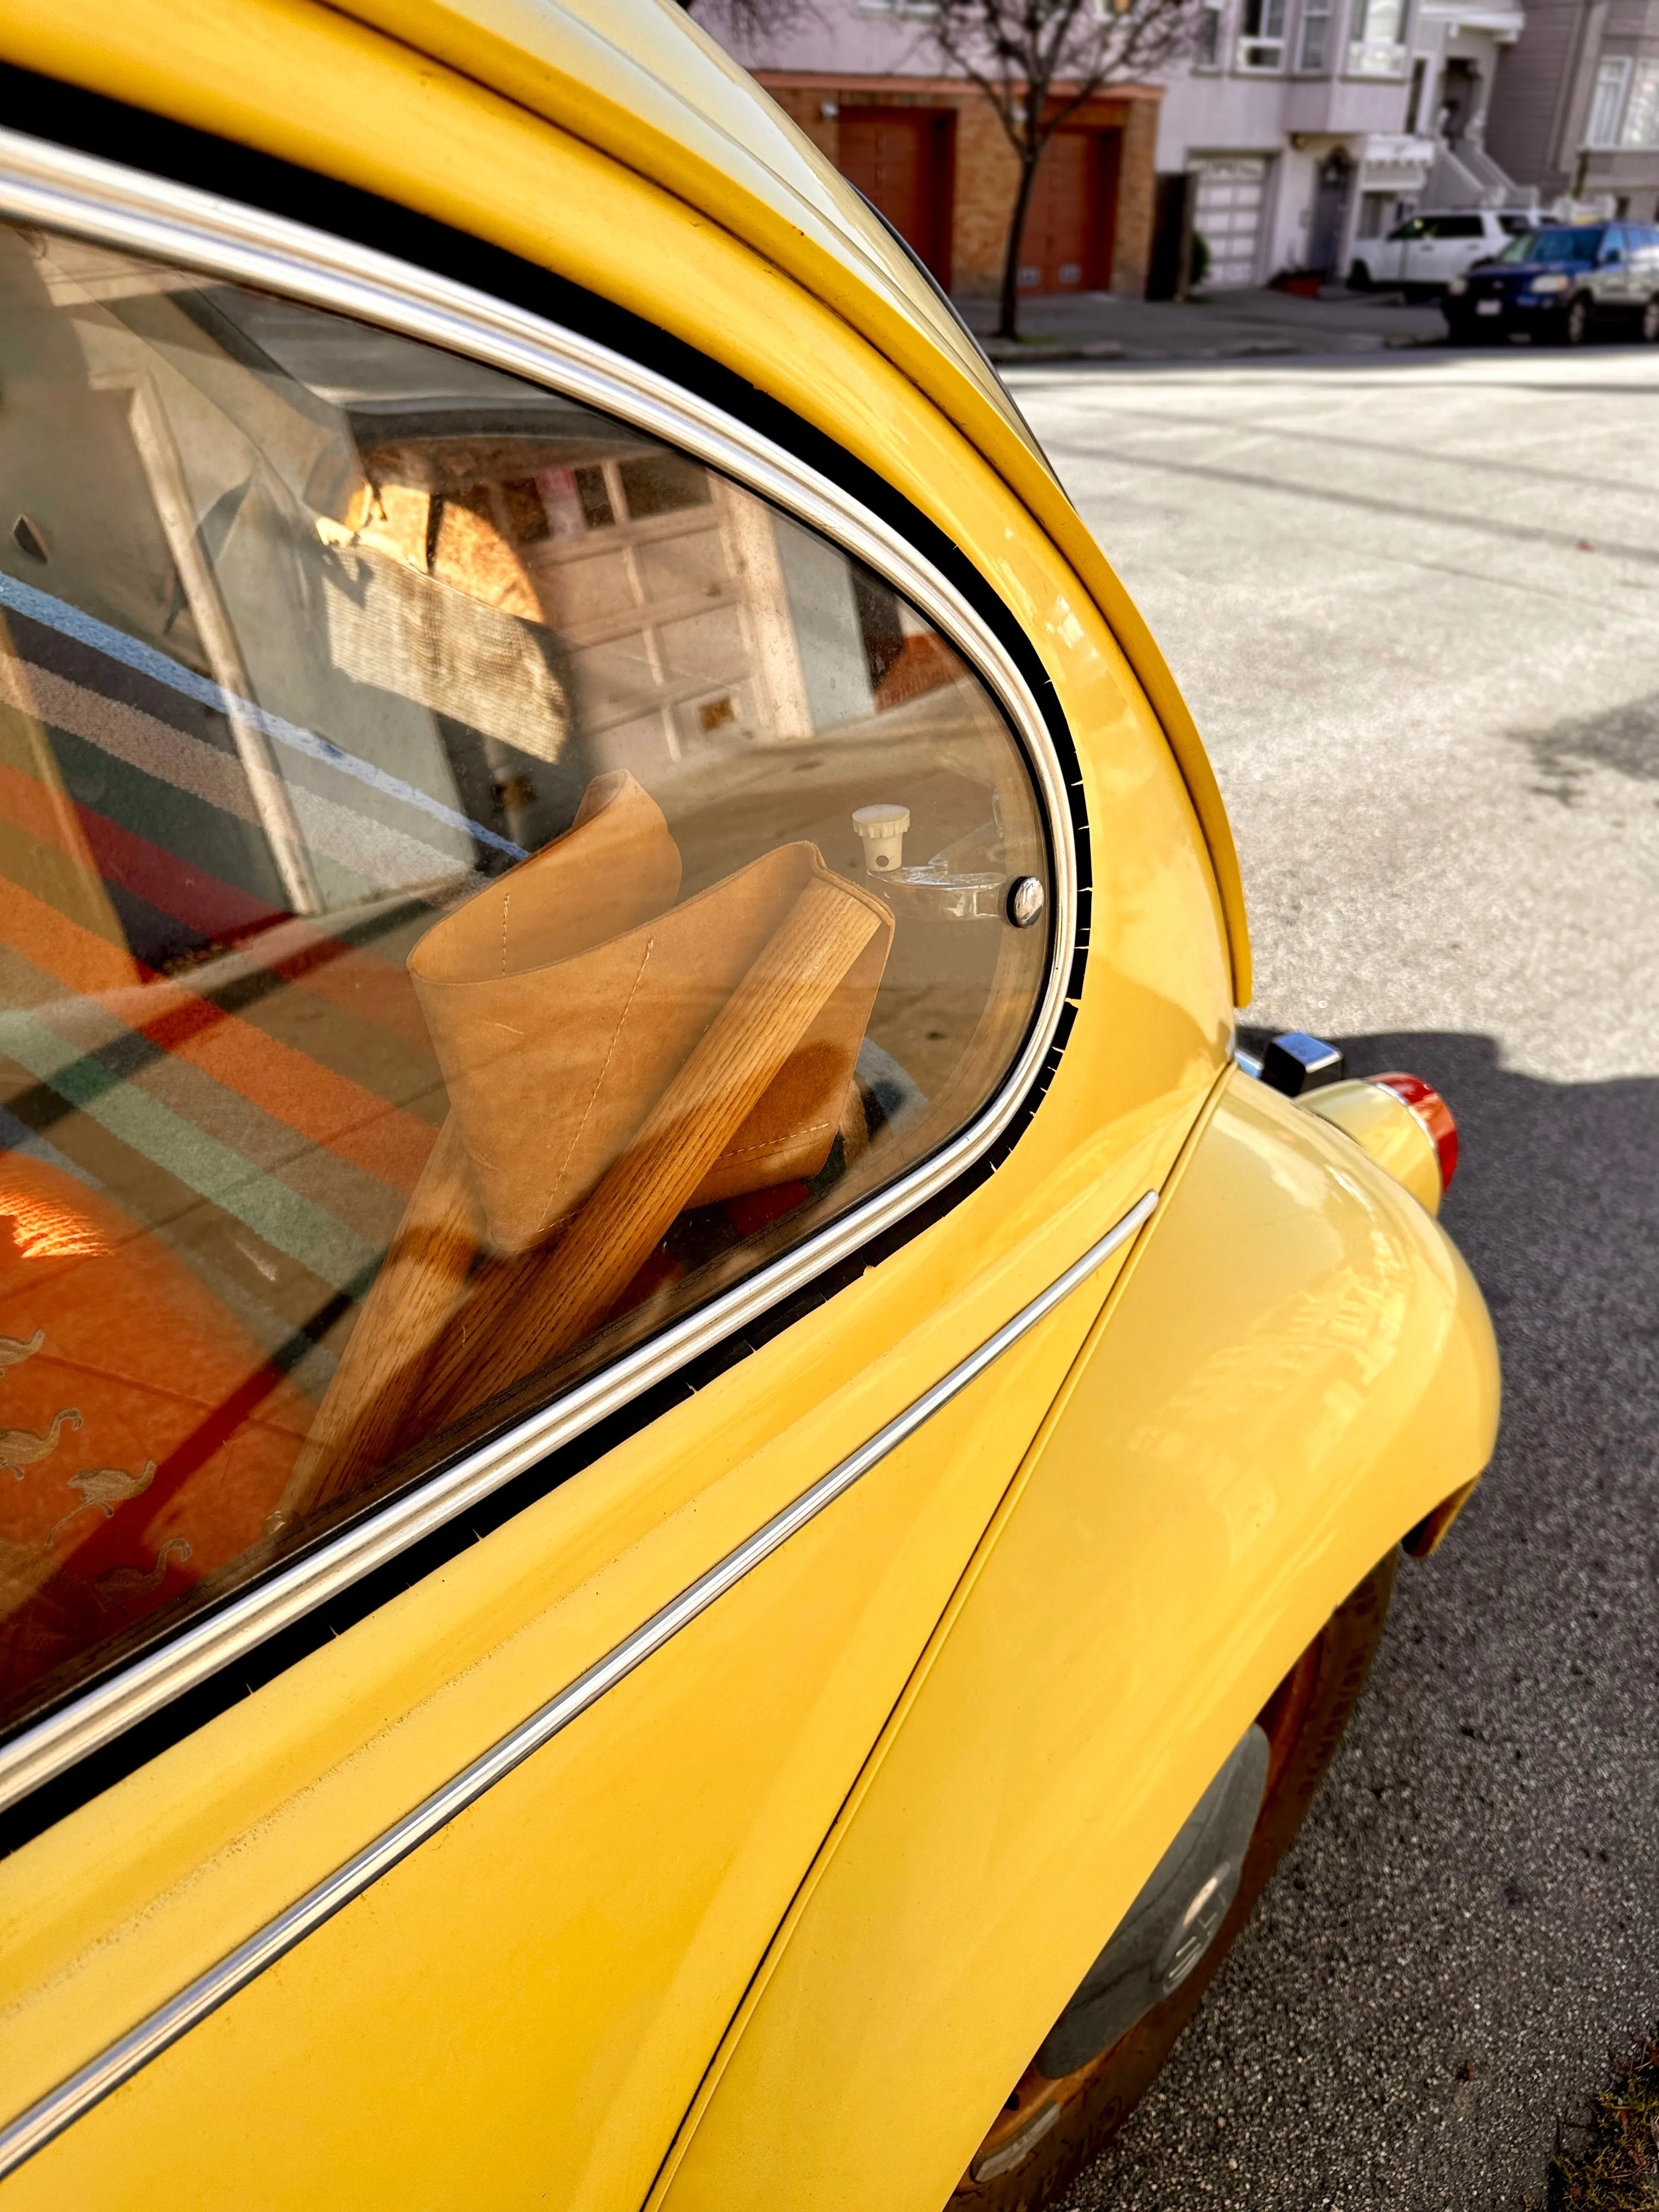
[[0, 127, 1079, 1817], [0, 1192, 1154, 2181]]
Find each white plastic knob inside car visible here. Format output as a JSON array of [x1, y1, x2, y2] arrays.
[[853, 803, 910, 873]]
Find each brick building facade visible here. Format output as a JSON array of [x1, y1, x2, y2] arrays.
[[756, 74, 1161, 299], [698, 7, 1161, 301]]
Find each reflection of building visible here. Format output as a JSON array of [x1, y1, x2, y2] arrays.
[[1484, 0, 1659, 220], [697, 3, 1161, 298], [1156, 0, 1527, 284]]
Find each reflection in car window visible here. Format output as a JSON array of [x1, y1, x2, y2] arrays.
[[0, 223, 1051, 1734], [1497, 227, 1605, 263]]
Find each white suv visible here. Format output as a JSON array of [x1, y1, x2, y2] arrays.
[[1350, 208, 1541, 298]]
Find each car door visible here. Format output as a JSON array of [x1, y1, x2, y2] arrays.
[[1638, 230, 1659, 315], [1397, 214, 1435, 285], [1592, 224, 1630, 314], [1416, 213, 1485, 286], [1400, 215, 1457, 287], [0, 95, 1230, 2212], [1378, 216, 1422, 283], [1446, 213, 1491, 279]]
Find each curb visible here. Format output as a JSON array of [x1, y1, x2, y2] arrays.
[[980, 338, 1126, 364]]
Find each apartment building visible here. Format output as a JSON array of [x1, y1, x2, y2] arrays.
[[1485, 0, 1659, 218], [1158, 0, 1528, 284]]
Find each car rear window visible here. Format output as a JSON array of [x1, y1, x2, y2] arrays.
[[0, 219, 1056, 1737]]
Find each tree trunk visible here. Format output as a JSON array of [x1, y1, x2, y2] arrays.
[[997, 150, 1043, 341]]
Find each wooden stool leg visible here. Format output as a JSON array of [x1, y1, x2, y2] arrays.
[[271, 1115, 479, 1527], [414, 878, 884, 1437]]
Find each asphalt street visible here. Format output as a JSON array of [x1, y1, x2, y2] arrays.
[[1010, 345, 1659, 2211]]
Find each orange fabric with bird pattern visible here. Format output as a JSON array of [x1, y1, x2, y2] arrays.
[[0, 1154, 309, 1712]]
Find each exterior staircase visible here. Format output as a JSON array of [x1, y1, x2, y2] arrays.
[[1427, 131, 1532, 207]]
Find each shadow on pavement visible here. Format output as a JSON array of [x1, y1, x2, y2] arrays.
[[1513, 694, 1659, 803], [1062, 1031, 1659, 2212]]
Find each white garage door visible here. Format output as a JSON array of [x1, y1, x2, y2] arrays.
[[1192, 159, 1268, 287]]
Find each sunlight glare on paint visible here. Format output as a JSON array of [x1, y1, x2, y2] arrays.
[[0, 1187, 106, 1260]]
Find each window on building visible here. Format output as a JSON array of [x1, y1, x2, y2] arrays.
[[1196, 1, 1224, 66], [1622, 58, 1659, 147], [1239, 0, 1287, 71], [1585, 57, 1632, 147], [0, 219, 1054, 1737], [1347, 0, 1406, 72], [1354, 0, 1402, 40], [1297, 0, 1333, 72]]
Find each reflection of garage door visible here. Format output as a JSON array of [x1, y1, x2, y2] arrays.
[[1192, 159, 1268, 287]]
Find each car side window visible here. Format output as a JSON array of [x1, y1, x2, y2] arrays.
[[0, 220, 1053, 1735], [1440, 216, 1484, 239]]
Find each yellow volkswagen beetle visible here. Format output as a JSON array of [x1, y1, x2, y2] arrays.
[[0, 7, 1497, 2208]]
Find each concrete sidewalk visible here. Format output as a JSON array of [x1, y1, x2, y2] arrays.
[[960, 284, 1448, 364]]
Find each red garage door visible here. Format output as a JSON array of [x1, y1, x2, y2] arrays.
[[838, 109, 955, 289], [1018, 129, 1122, 294]]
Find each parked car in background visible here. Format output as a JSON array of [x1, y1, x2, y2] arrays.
[[0, 6, 1500, 2210], [1350, 207, 1540, 297], [1444, 223, 1659, 343]]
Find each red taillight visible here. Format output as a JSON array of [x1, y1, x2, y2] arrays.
[[1372, 1073, 1458, 1192]]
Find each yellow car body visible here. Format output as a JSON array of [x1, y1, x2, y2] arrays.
[[0, 5, 1498, 2208]]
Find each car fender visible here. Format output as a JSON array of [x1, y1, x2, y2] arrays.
[[654, 1069, 1500, 2212]]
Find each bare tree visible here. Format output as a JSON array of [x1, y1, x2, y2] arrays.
[[922, 0, 1200, 338]]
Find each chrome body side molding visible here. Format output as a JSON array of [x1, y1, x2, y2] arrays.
[[0, 1192, 1156, 2179], [0, 126, 1080, 1816]]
